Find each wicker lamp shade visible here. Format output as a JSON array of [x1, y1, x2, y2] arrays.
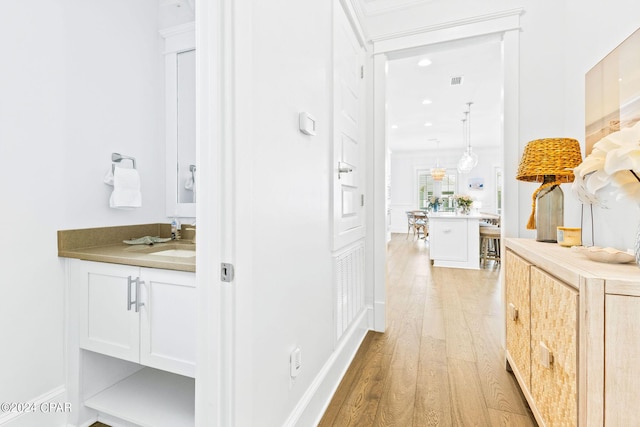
[[516, 138, 582, 183], [517, 138, 583, 233]]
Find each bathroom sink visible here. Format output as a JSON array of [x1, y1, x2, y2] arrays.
[[125, 242, 196, 258], [149, 249, 196, 258]]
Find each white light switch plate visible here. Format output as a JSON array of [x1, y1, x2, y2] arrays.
[[299, 112, 316, 136]]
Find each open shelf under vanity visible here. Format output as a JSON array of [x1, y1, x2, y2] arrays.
[[84, 367, 194, 427]]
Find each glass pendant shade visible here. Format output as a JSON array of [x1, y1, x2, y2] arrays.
[[457, 147, 478, 173], [457, 103, 477, 174]]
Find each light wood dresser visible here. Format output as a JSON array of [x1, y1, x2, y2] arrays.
[[505, 238, 640, 427]]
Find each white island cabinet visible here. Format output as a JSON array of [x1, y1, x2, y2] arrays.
[[428, 212, 482, 269], [67, 259, 196, 427]]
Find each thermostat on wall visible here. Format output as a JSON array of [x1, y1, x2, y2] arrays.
[[299, 112, 317, 136]]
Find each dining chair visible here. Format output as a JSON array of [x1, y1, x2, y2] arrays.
[[406, 211, 427, 239]]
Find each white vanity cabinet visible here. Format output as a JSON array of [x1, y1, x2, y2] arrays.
[[75, 260, 196, 378], [66, 259, 196, 427]]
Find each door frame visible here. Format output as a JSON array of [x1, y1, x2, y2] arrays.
[[370, 9, 523, 332], [195, 0, 233, 425]]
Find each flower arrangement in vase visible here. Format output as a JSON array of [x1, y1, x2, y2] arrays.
[[572, 121, 640, 265], [428, 196, 443, 212], [453, 194, 474, 215]]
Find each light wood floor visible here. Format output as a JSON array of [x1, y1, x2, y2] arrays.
[[319, 233, 536, 427]]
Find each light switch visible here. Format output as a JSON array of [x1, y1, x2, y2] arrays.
[[299, 112, 317, 136]]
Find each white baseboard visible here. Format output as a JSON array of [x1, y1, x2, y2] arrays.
[[0, 386, 67, 427], [283, 308, 369, 427], [373, 301, 386, 332]]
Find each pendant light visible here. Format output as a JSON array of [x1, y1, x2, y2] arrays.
[[430, 139, 446, 181], [457, 101, 478, 173]]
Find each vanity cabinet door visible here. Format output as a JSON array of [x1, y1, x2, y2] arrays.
[[504, 250, 531, 391], [530, 267, 578, 427], [77, 261, 141, 363], [139, 268, 196, 378]]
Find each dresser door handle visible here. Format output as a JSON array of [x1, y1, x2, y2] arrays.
[[539, 341, 554, 368], [508, 303, 519, 321]]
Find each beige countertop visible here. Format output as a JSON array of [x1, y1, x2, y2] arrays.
[[58, 223, 195, 272]]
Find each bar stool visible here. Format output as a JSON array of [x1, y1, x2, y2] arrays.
[[480, 226, 501, 264]]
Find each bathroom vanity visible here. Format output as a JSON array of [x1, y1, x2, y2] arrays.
[[58, 224, 196, 427]]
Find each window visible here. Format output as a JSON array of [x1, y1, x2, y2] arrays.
[[417, 169, 457, 211]]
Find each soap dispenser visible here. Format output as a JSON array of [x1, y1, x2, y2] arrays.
[[171, 218, 179, 240]]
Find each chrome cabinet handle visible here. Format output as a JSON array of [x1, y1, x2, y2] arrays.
[[127, 276, 136, 311], [508, 303, 519, 321], [127, 276, 145, 312], [135, 279, 145, 313]]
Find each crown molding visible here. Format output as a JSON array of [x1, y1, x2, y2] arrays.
[[159, 21, 195, 39], [370, 8, 524, 44], [359, 0, 434, 17], [342, 0, 369, 48]]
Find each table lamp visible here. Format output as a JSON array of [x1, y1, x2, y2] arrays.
[[516, 138, 582, 242]]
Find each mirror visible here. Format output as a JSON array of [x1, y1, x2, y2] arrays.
[[162, 23, 196, 217], [177, 49, 196, 205]]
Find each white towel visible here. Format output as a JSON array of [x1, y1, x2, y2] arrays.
[[184, 173, 196, 203], [110, 166, 142, 209], [103, 169, 114, 186]]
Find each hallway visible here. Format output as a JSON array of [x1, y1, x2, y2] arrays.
[[319, 234, 536, 426]]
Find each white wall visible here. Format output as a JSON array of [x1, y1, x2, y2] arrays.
[[362, 0, 640, 250], [232, 0, 336, 425], [517, 0, 640, 248], [0, 1, 165, 425], [560, 0, 640, 249], [389, 146, 501, 232], [60, 0, 165, 229], [0, 4, 68, 422]]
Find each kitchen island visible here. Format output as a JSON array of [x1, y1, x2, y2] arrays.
[[428, 212, 484, 269]]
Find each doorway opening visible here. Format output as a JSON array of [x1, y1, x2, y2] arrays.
[[371, 14, 522, 333]]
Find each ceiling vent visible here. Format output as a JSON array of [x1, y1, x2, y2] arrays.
[[450, 75, 464, 86]]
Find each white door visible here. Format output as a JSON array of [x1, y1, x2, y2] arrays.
[[77, 261, 141, 363], [333, 2, 366, 250], [140, 268, 197, 378]]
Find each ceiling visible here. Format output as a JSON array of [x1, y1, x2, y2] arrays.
[[385, 35, 503, 153]]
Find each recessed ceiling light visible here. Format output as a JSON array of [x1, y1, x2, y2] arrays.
[[418, 58, 432, 67], [424, 122, 433, 127], [391, 124, 398, 129], [422, 99, 432, 105]]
